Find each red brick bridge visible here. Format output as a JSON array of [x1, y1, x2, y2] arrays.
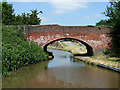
[[25, 25, 110, 56]]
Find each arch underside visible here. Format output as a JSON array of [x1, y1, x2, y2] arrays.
[[43, 38, 94, 56]]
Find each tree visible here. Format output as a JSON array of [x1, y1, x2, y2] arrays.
[[96, 20, 108, 26], [21, 13, 29, 25], [2, 1, 15, 25], [2, 1, 43, 25], [28, 9, 42, 25], [103, 1, 120, 57], [13, 14, 22, 25]]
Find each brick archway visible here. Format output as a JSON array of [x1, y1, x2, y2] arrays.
[[25, 25, 111, 56], [43, 38, 93, 56]]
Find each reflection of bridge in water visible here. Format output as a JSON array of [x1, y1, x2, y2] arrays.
[[25, 25, 110, 56]]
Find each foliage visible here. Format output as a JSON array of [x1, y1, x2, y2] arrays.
[[28, 9, 42, 25], [2, 1, 15, 25], [103, 1, 120, 57], [96, 20, 111, 26], [87, 25, 94, 27], [2, 1, 42, 25], [103, 1, 120, 26], [2, 26, 49, 76], [96, 1, 120, 57]]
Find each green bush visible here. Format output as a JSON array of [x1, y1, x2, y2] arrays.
[[2, 25, 49, 76]]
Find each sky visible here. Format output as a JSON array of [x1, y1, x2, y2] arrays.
[[1, 0, 111, 26]]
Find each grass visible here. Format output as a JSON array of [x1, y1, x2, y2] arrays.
[[73, 42, 80, 46], [64, 46, 81, 54], [47, 46, 60, 49], [92, 52, 120, 62], [62, 42, 87, 54], [48, 41, 87, 55], [106, 57, 120, 62], [75, 56, 119, 68], [76, 52, 120, 68], [47, 46, 71, 53], [61, 42, 68, 47], [48, 44, 87, 55]]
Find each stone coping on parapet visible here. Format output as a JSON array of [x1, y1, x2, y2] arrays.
[[25, 25, 110, 32], [25, 24, 110, 28], [26, 24, 106, 27]]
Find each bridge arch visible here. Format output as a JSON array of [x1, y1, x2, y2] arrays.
[[43, 37, 94, 56]]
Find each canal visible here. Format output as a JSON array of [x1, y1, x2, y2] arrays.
[[2, 49, 119, 88]]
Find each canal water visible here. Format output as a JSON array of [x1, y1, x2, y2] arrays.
[[2, 49, 119, 88]]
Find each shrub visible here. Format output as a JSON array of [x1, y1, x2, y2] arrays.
[[2, 25, 49, 76]]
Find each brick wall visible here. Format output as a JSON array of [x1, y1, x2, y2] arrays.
[[25, 25, 111, 55]]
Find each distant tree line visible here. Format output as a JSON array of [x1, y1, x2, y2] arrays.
[[96, 1, 120, 57], [2, 1, 43, 25]]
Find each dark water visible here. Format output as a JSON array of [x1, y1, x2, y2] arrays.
[[2, 49, 119, 88]]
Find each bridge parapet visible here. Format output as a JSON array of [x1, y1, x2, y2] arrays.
[[25, 25, 111, 55]]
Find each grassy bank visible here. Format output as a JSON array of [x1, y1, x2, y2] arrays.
[[74, 53, 120, 72], [2, 26, 49, 76], [48, 42, 87, 55], [75, 55, 119, 68], [47, 46, 71, 53]]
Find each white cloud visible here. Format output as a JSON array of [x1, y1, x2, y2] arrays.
[[50, 0, 88, 14], [40, 16, 50, 23], [37, 15, 50, 24], [37, 15, 49, 23]]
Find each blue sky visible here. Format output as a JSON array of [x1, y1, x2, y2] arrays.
[[6, 1, 110, 26]]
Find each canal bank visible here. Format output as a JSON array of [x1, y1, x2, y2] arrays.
[[74, 56, 120, 72], [47, 42, 120, 72]]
